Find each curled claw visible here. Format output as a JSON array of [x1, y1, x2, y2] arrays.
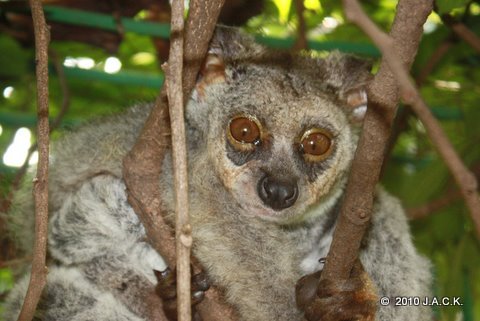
[[154, 268, 177, 300], [296, 259, 378, 321], [296, 270, 322, 310], [154, 267, 211, 321], [191, 271, 210, 305]]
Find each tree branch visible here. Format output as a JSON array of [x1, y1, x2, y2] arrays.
[[16, 0, 50, 320], [415, 36, 455, 88], [407, 190, 461, 219], [443, 14, 480, 54], [383, 36, 454, 176], [49, 50, 71, 131], [122, 1, 237, 320], [408, 164, 480, 219], [163, 0, 192, 320], [321, 0, 433, 281], [293, 0, 307, 51]]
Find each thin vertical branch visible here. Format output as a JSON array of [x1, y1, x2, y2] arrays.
[[122, 0, 236, 320], [293, 0, 307, 51], [16, 0, 50, 320], [164, 0, 191, 320]]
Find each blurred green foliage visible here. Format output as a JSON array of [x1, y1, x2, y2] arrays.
[[1, 1, 479, 320], [0, 268, 14, 315]]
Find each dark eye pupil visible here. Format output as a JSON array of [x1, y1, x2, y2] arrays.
[[230, 117, 260, 143], [302, 132, 331, 156]]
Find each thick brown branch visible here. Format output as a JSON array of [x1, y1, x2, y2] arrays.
[[16, 0, 50, 320], [182, 0, 226, 99], [164, 0, 191, 320], [364, 13, 480, 238], [122, 87, 174, 321], [321, 0, 433, 281], [122, 1, 236, 320]]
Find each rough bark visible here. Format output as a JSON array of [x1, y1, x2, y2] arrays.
[[122, 0, 237, 320], [16, 0, 50, 320], [321, 0, 434, 280], [164, 0, 192, 320]]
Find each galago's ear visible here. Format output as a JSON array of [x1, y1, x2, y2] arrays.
[[322, 53, 373, 123], [344, 86, 368, 123], [194, 26, 264, 99], [196, 53, 226, 99]]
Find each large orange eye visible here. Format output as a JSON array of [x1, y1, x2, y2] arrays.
[[227, 115, 262, 151], [300, 129, 332, 162]]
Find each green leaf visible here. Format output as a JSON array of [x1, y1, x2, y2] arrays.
[[304, 0, 321, 11], [0, 268, 14, 294], [0, 36, 30, 78], [272, 0, 292, 23], [436, 0, 470, 14]]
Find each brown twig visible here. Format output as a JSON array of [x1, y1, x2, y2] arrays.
[[49, 50, 71, 131], [163, 0, 192, 320], [293, 0, 307, 51], [383, 36, 454, 175], [408, 164, 480, 219], [122, 1, 236, 320], [443, 14, 480, 54], [321, 0, 433, 281], [16, 0, 50, 320], [0, 256, 33, 269], [415, 37, 455, 88], [405, 101, 480, 236], [407, 190, 461, 219]]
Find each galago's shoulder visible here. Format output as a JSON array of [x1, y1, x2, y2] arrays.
[[48, 104, 153, 203]]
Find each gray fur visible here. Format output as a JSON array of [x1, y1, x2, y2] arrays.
[[4, 27, 432, 321]]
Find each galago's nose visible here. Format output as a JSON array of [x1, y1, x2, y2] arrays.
[[257, 174, 298, 210]]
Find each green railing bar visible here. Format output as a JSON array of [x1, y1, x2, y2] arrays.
[[43, 5, 171, 38], [0, 163, 17, 175], [463, 270, 474, 321], [0, 111, 78, 128], [398, 105, 463, 121], [424, 105, 464, 121], [63, 67, 164, 89], [390, 155, 435, 167], [37, 5, 379, 56], [255, 36, 380, 57]]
